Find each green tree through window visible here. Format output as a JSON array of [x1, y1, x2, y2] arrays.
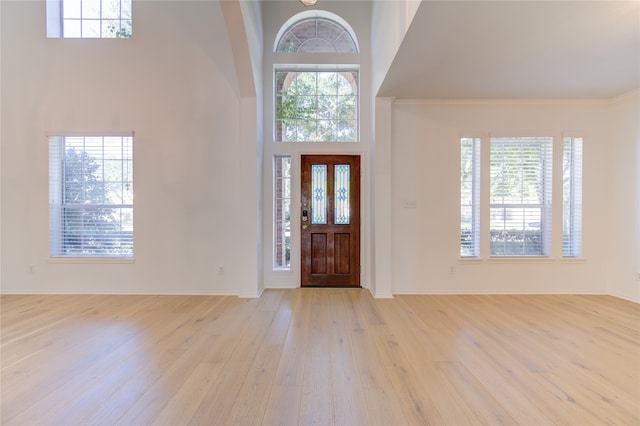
[[49, 136, 133, 257], [276, 70, 358, 142]]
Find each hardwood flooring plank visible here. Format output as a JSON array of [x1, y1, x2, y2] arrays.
[[327, 290, 370, 426], [298, 289, 335, 426]]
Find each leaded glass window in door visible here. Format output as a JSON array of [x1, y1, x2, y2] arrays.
[[311, 164, 327, 224], [334, 164, 350, 224]]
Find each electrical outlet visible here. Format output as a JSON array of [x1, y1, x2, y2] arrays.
[[403, 199, 417, 209], [217, 265, 224, 275]]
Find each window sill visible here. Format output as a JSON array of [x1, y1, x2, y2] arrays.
[[559, 257, 586, 263], [489, 257, 554, 264], [459, 257, 586, 264], [49, 257, 135, 264], [458, 257, 484, 263]]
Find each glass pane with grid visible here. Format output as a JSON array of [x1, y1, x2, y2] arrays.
[[276, 18, 358, 53], [275, 70, 358, 142], [61, 0, 132, 38]]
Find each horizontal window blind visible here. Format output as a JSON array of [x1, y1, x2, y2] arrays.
[[490, 137, 553, 256], [460, 137, 480, 257], [563, 137, 583, 257], [49, 135, 133, 257]]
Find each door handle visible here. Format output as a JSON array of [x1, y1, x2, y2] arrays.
[[302, 210, 308, 222]]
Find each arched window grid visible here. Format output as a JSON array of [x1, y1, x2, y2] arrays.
[[273, 11, 359, 54], [276, 17, 358, 53]]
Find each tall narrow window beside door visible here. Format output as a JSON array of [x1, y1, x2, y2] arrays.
[[274, 156, 291, 269], [49, 135, 134, 257]]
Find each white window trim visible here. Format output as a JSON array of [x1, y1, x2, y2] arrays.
[[48, 132, 134, 259]]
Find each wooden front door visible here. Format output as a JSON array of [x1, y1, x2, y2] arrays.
[[301, 155, 360, 287]]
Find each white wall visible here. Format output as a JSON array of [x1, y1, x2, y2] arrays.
[[220, 0, 265, 297], [607, 92, 640, 302], [370, 0, 420, 96], [1, 1, 250, 294], [389, 100, 616, 295]]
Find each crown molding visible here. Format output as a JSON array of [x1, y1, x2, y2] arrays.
[[390, 89, 640, 107]]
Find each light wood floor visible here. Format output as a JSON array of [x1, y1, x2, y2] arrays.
[[1, 289, 639, 425]]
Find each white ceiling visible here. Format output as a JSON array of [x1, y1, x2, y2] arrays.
[[377, 1, 640, 100]]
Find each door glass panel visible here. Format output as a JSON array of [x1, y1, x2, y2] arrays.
[[334, 164, 350, 224], [311, 164, 327, 224]]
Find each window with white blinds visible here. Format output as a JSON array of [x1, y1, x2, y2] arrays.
[[563, 137, 583, 257], [49, 135, 133, 257], [460, 138, 480, 257], [490, 137, 553, 256]]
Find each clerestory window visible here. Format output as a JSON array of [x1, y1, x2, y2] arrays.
[[47, 0, 132, 38]]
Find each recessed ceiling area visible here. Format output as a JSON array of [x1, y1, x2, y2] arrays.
[[377, 1, 640, 100]]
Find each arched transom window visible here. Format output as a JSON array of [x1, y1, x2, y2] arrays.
[[276, 17, 358, 53]]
